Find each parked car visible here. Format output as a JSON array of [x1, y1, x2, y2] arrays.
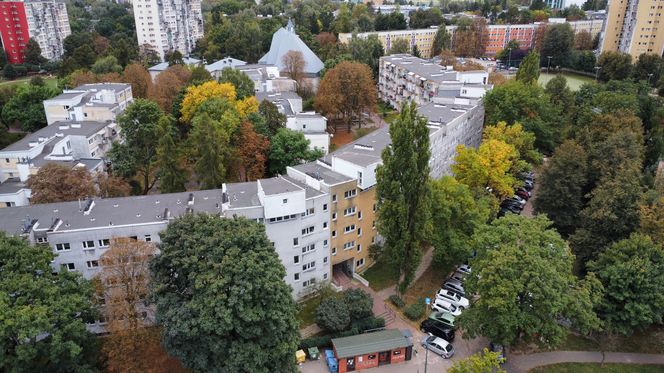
[[422, 335, 455, 358], [457, 264, 471, 275], [523, 179, 534, 191], [498, 207, 515, 218], [436, 289, 470, 309], [515, 188, 530, 200], [431, 298, 462, 316], [508, 195, 527, 207], [500, 203, 522, 214], [490, 342, 506, 363], [449, 272, 465, 282], [443, 280, 465, 296], [428, 311, 456, 329], [420, 319, 455, 341]]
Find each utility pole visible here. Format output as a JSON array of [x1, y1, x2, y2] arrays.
[[424, 344, 429, 373], [594, 66, 601, 82], [507, 47, 512, 70], [547, 56, 552, 73]]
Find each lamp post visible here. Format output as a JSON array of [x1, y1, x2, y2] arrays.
[[547, 56, 552, 73], [648, 73, 654, 86], [507, 47, 512, 70], [594, 66, 601, 82], [424, 344, 429, 373]]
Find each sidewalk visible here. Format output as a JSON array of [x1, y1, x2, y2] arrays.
[[505, 351, 664, 372]]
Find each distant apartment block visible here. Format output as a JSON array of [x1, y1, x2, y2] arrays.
[[147, 56, 202, 81], [256, 91, 330, 154], [43, 83, 133, 125], [237, 64, 298, 94], [600, 0, 664, 58], [132, 0, 204, 60], [0, 0, 70, 64]]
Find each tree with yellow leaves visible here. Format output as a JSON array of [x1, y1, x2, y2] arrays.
[[179, 81, 257, 123], [452, 139, 520, 199], [483, 121, 542, 165]]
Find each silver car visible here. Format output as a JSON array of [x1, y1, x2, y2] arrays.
[[443, 280, 465, 296], [421, 334, 454, 358]]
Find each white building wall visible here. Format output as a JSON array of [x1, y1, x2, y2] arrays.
[[304, 133, 330, 154], [24, 0, 71, 60]]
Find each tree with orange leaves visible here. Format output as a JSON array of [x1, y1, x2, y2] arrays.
[[235, 121, 270, 181], [314, 60, 376, 131], [123, 63, 152, 98], [149, 67, 189, 112], [98, 238, 185, 373]]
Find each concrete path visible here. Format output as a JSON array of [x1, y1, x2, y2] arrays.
[[505, 351, 664, 372]]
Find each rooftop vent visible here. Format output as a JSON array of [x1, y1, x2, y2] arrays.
[[187, 193, 195, 206]]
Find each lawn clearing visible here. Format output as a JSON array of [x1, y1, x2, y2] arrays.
[[530, 363, 664, 373], [361, 259, 397, 292], [538, 72, 595, 91], [0, 76, 58, 89]]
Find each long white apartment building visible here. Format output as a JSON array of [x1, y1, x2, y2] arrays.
[[257, 91, 330, 154], [379, 54, 490, 111], [43, 83, 133, 125], [0, 176, 331, 303], [132, 0, 204, 60]]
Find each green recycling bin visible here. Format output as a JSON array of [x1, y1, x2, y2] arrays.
[[308, 346, 320, 360]]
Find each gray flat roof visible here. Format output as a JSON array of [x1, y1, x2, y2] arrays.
[[331, 126, 390, 167], [291, 162, 354, 186], [417, 102, 474, 124], [225, 182, 260, 209], [1, 121, 110, 152], [332, 329, 412, 359], [74, 83, 131, 92], [259, 177, 303, 195], [50, 91, 86, 100], [382, 54, 460, 84], [0, 179, 28, 194]]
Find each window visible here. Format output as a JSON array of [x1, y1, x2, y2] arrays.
[[343, 241, 355, 250], [356, 258, 365, 268], [368, 354, 377, 360], [82, 240, 95, 249], [86, 260, 99, 268], [357, 244, 362, 253], [303, 278, 317, 287], [344, 189, 357, 199], [62, 263, 76, 271], [343, 207, 356, 216], [323, 239, 328, 247], [4, 158, 8, 163], [324, 257, 328, 264], [323, 273, 328, 280], [302, 207, 315, 217], [332, 247, 337, 255], [358, 228, 362, 237], [302, 226, 314, 235], [144, 235, 151, 242], [358, 211, 362, 220], [344, 224, 356, 234], [373, 203, 376, 212], [302, 243, 315, 254], [294, 273, 300, 281], [268, 214, 298, 223], [332, 212, 337, 220], [332, 194, 337, 202], [302, 261, 316, 271], [55, 243, 70, 251], [282, 198, 288, 203], [36, 237, 48, 243], [332, 230, 337, 238], [129, 236, 138, 240], [98, 239, 110, 247], [323, 222, 328, 229], [323, 203, 328, 211], [293, 237, 299, 246], [88, 138, 93, 144], [372, 220, 376, 229], [294, 255, 300, 264]]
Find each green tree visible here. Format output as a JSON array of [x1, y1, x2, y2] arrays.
[[0, 47, 7, 69], [190, 113, 229, 189], [343, 288, 373, 321], [258, 100, 286, 138], [151, 214, 299, 373], [540, 23, 575, 68], [91, 55, 122, 74], [316, 297, 351, 333], [3, 64, 16, 80], [376, 102, 432, 293], [267, 128, 322, 175], [430, 176, 491, 265], [460, 215, 602, 347], [632, 53, 663, 86], [544, 75, 575, 125], [534, 140, 588, 237], [108, 99, 164, 194], [588, 234, 664, 335], [597, 51, 632, 82], [389, 38, 410, 54], [189, 65, 212, 85], [516, 51, 540, 84], [165, 50, 184, 66], [347, 34, 384, 78], [219, 67, 255, 99], [0, 232, 98, 372], [156, 117, 187, 193], [432, 25, 452, 56], [1, 84, 58, 131], [449, 348, 506, 373], [23, 38, 46, 65]]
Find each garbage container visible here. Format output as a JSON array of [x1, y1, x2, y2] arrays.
[[308, 347, 320, 360], [296, 349, 306, 364]]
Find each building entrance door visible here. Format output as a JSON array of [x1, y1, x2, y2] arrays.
[[378, 351, 391, 366], [346, 357, 355, 371]]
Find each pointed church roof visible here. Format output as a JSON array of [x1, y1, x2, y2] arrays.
[[258, 20, 324, 75]]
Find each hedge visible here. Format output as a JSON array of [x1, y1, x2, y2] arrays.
[[404, 299, 426, 321], [388, 295, 405, 308]]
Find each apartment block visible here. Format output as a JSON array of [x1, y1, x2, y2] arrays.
[[378, 54, 490, 110], [339, 27, 444, 59], [0, 0, 71, 64], [600, 0, 664, 58], [132, 0, 204, 60], [237, 64, 297, 94], [0, 177, 331, 302], [43, 83, 133, 125], [257, 91, 330, 154]]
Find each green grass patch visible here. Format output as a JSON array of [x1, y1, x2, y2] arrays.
[[530, 363, 664, 373], [297, 286, 340, 328], [538, 72, 595, 91], [556, 333, 601, 351], [554, 326, 664, 354], [361, 260, 398, 291], [0, 77, 58, 89]]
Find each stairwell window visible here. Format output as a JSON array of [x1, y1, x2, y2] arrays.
[[55, 243, 70, 251], [344, 224, 356, 234], [86, 260, 99, 268], [357, 244, 362, 253], [98, 239, 110, 247], [344, 189, 357, 199], [302, 226, 314, 235], [82, 240, 95, 249], [356, 258, 365, 268], [302, 261, 316, 272], [294, 256, 300, 264]]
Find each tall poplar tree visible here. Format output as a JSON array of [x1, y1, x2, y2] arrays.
[[516, 51, 541, 84], [376, 102, 432, 293], [156, 117, 187, 193]]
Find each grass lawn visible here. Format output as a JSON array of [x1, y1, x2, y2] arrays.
[[376, 100, 398, 124], [297, 286, 341, 328], [530, 363, 664, 373], [361, 260, 398, 292], [401, 259, 454, 308], [0, 76, 58, 89], [538, 72, 595, 91]]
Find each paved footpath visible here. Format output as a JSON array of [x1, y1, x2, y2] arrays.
[[505, 351, 664, 372]]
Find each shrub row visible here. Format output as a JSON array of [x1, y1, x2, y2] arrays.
[[388, 295, 405, 308], [404, 299, 425, 321]]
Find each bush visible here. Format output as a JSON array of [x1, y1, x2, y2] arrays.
[[316, 297, 350, 333], [389, 295, 405, 308], [404, 299, 426, 321], [344, 288, 373, 321], [299, 335, 332, 350], [352, 316, 385, 333]]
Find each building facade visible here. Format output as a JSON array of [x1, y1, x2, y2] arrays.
[[43, 83, 133, 125], [600, 0, 664, 58], [132, 0, 204, 60], [0, 0, 71, 64]]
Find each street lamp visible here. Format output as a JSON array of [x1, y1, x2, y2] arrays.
[[547, 56, 552, 73], [594, 66, 602, 82], [648, 73, 654, 86], [507, 47, 512, 70], [424, 344, 429, 373]]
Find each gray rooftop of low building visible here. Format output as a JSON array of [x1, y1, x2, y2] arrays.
[[383, 54, 462, 83], [74, 83, 131, 92], [259, 176, 303, 195], [49, 91, 87, 101], [332, 329, 412, 359], [417, 102, 474, 125], [225, 181, 261, 209], [328, 126, 391, 167], [291, 162, 354, 186], [1, 121, 111, 152], [0, 179, 28, 194], [256, 91, 301, 102]]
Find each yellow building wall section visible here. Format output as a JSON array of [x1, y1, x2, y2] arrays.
[[629, 0, 664, 58], [329, 182, 377, 273]]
